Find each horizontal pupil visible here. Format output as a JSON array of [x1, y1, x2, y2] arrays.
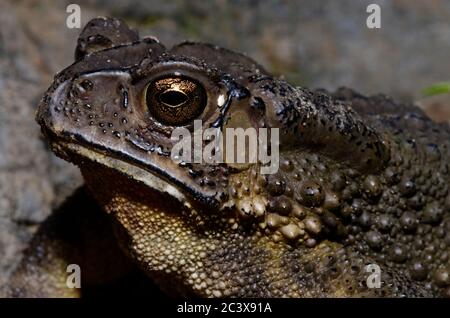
[[159, 90, 189, 107]]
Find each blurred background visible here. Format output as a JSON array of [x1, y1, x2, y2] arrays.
[[1, 0, 450, 283]]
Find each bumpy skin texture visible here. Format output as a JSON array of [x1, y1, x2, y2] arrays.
[[6, 17, 450, 297], [1, 187, 163, 298]]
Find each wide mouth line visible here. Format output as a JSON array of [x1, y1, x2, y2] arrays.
[[67, 141, 184, 196], [48, 131, 223, 209]]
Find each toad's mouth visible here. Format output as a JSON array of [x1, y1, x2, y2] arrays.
[[42, 133, 226, 220], [37, 113, 222, 210], [54, 140, 189, 204]]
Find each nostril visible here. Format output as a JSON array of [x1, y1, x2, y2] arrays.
[[159, 90, 188, 107]]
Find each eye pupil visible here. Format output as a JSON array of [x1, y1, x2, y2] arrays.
[[146, 75, 207, 126], [159, 90, 188, 107]]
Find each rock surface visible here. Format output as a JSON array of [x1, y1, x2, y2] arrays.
[[1, 0, 450, 284]]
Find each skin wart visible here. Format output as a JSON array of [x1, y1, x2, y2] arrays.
[[2, 17, 450, 297]]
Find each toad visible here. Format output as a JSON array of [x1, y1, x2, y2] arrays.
[[3, 17, 450, 297]]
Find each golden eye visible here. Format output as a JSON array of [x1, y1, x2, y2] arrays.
[[145, 76, 207, 126]]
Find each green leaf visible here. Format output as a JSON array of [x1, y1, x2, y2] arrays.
[[422, 82, 450, 97]]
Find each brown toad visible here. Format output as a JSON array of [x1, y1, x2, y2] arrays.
[[3, 17, 450, 297]]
